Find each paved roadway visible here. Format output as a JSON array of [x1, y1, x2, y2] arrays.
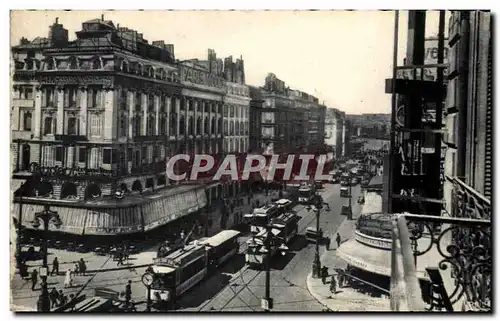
[[176, 183, 363, 312]]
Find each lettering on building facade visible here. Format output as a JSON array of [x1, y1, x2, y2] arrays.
[[39, 75, 114, 86]]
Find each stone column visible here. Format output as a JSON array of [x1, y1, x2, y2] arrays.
[[155, 94, 160, 136], [166, 95, 171, 137], [79, 86, 88, 137], [103, 86, 115, 140], [142, 92, 147, 136], [33, 86, 42, 139], [56, 86, 64, 134], [175, 96, 181, 136], [128, 91, 134, 138]]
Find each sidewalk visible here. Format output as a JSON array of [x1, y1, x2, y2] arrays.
[[305, 197, 391, 311]]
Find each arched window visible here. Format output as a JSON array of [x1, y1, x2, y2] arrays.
[[134, 115, 142, 136], [188, 116, 194, 136], [92, 56, 101, 70], [147, 115, 155, 136], [23, 112, 32, 131], [196, 117, 201, 135], [204, 117, 209, 135], [235, 122, 240, 136], [224, 120, 228, 135], [218, 118, 222, 135], [179, 115, 186, 135], [121, 60, 129, 72], [170, 113, 177, 135], [160, 116, 167, 135], [230, 121, 234, 136], [211, 117, 216, 135], [44, 117, 53, 135]]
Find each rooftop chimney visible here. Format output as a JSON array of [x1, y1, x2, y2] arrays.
[[55, 17, 59, 24], [101, 14, 104, 21]]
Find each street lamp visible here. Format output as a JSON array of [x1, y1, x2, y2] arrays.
[[261, 224, 289, 312], [307, 194, 330, 278], [31, 204, 62, 312]]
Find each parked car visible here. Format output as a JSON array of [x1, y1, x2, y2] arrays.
[[329, 176, 339, 184]]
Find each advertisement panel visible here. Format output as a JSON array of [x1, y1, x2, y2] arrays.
[[397, 38, 449, 81]]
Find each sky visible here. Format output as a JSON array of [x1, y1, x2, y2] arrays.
[[10, 10, 447, 115]]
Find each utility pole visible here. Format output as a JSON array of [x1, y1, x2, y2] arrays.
[[262, 224, 273, 312]]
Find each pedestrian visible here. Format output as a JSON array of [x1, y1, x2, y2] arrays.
[[338, 271, 345, 288], [58, 290, 67, 306], [325, 237, 331, 251], [74, 262, 80, 276], [125, 280, 132, 307], [117, 252, 124, 266], [64, 269, 73, 288], [321, 266, 329, 285], [49, 287, 58, 308], [79, 258, 87, 276], [336, 233, 341, 248], [68, 294, 76, 311], [31, 268, 38, 291], [330, 275, 337, 294], [51, 257, 59, 276]]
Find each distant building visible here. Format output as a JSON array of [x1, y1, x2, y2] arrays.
[[249, 73, 326, 154]]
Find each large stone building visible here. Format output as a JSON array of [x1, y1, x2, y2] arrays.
[[324, 107, 347, 159], [11, 17, 249, 236], [249, 73, 326, 154], [346, 113, 390, 140]]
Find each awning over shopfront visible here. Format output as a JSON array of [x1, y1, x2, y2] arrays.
[[12, 184, 208, 236]]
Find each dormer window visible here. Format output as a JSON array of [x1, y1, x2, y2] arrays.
[[149, 66, 154, 78], [137, 64, 143, 75], [46, 57, 55, 70], [69, 57, 78, 69], [121, 60, 129, 72], [92, 56, 101, 70]]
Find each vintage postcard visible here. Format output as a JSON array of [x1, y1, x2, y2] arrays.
[[9, 10, 491, 313]]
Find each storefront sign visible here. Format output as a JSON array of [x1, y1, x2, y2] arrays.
[[29, 162, 115, 179], [354, 231, 392, 250]]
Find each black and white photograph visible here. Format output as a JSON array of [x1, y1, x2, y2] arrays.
[[8, 8, 492, 313]]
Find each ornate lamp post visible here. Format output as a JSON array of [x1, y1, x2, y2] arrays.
[[31, 205, 62, 312], [306, 194, 330, 278]]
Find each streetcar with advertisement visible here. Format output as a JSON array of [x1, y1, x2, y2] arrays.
[[149, 230, 240, 309], [297, 183, 316, 204], [243, 203, 279, 234], [245, 211, 297, 268]]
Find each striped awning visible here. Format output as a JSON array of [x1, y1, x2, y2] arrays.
[[142, 186, 207, 232], [84, 207, 142, 236], [12, 203, 87, 235]]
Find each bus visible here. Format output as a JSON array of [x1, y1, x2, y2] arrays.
[[244, 203, 279, 234], [298, 184, 316, 204], [150, 243, 208, 307], [203, 229, 241, 270]]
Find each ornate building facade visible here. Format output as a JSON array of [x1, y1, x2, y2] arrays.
[[249, 73, 326, 155], [11, 17, 249, 236]]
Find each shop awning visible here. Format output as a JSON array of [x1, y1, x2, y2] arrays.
[[337, 238, 429, 280]]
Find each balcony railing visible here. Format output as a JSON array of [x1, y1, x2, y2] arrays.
[[391, 193, 491, 312]]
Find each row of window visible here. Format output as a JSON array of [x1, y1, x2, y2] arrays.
[[223, 104, 250, 119]]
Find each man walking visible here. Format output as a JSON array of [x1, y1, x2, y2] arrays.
[[330, 275, 337, 294], [125, 280, 132, 307], [336, 233, 342, 248], [321, 266, 329, 285], [51, 257, 59, 276], [325, 237, 331, 251], [31, 268, 38, 291]]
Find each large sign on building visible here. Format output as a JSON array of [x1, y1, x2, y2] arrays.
[[398, 38, 449, 81]]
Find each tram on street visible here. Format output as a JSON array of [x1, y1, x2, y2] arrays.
[[244, 203, 279, 234], [298, 183, 316, 204], [149, 229, 241, 308], [203, 229, 241, 270], [245, 211, 297, 268]]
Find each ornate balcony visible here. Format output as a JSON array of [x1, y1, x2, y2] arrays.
[[390, 179, 491, 312]]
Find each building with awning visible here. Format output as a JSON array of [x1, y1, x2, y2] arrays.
[[12, 184, 207, 236]]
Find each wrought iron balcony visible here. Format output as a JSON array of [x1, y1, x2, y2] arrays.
[[390, 179, 491, 312]]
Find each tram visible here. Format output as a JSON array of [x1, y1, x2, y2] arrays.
[[245, 211, 298, 268], [298, 183, 316, 204], [244, 203, 279, 234], [149, 230, 240, 307]]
